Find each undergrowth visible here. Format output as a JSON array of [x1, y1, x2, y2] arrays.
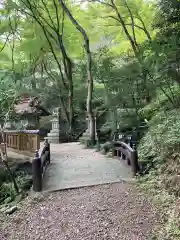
[[139, 109, 180, 165], [138, 105, 180, 239]]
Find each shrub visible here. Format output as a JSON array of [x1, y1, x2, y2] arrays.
[[0, 182, 16, 204], [138, 109, 180, 166], [138, 108, 180, 239]]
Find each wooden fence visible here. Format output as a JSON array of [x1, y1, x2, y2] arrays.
[[112, 141, 139, 176], [0, 130, 40, 156], [32, 139, 50, 191], [0, 130, 50, 192]]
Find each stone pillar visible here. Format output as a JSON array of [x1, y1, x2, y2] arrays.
[[86, 116, 90, 133], [94, 117, 97, 133], [83, 115, 97, 140], [94, 117, 97, 140]]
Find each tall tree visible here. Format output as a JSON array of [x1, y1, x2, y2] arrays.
[[7, 0, 76, 131], [59, 0, 96, 144]]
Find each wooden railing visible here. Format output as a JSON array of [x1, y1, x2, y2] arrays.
[[32, 139, 50, 192], [112, 141, 139, 176], [0, 130, 40, 155]]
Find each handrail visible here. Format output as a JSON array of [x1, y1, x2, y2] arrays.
[[3, 130, 39, 133], [32, 139, 50, 192], [111, 141, 139, 176], [113, 141, 134, 153]]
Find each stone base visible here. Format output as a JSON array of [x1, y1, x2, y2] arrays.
[[48, 138, 59, 144], [47, 131, 59, 143], [47, 131, 70, 144], [81, 131, 98, 140], [79, 132, 98, 148]]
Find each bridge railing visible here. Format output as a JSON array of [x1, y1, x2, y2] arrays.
[[32, 139, 50, 192], [111, 141, 139, 176]]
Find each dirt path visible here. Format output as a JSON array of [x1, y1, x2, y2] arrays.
[[1, 182, 160, 240]]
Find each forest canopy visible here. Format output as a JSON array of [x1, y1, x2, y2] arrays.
[[0, 0, 179, 135]]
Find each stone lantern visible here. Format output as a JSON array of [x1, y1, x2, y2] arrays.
[[47, 107, 68, 143], [47, 108, 60, 143]]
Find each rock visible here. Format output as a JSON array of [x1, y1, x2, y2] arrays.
[[5, 206, 17, 215]]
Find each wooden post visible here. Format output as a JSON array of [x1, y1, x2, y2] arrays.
[[131, 148, 139, 176], [37, 134, 40, 150], [17, 134, 20, 151], [47, 142, 50, 164], [45, 139, 50, 164], [34, 134, 40, 152], [32, 150, 42, 192]]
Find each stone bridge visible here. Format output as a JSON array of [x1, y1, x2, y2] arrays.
[[41, 142, 132, 192]]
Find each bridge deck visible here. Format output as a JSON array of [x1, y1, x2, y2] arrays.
[[43, 142, 133, 191]]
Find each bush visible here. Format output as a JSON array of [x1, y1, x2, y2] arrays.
[[0, 182, 16, 204], [100, 141, 112, 154], [0, 166, 9, 185], [140, 87, 180, 121], [138, 109, 180, 166], [39, 116, 52, 138], [138, 108, 180, 239]]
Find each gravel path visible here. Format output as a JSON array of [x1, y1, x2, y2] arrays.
[[0, 182, 160, 240]]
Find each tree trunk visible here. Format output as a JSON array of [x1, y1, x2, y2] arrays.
[[125, 1, 138, 47], [58, 34, 74, 133], [58, 0, 96, 144], [136, 14, 152, 42], [68, 86, 74, 132], [86, 41, 96, 144], [42, 60, 70, 124], [110, 0, 138, 55]]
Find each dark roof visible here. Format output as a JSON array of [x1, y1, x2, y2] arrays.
[[14, 97, 50, 116]]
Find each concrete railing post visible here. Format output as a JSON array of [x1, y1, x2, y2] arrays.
[[32, 150, 42, 192]]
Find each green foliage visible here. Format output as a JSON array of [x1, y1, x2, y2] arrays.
[[139, 109, 180, 163], [138, 107, 180, 239], [0, 167, 9, 185], [139, 89, 178, 120], [40, 116, 52, 130], [0, 182, 16, 204], [39, 116, 52, 139], [137, 173, 179, 240]]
